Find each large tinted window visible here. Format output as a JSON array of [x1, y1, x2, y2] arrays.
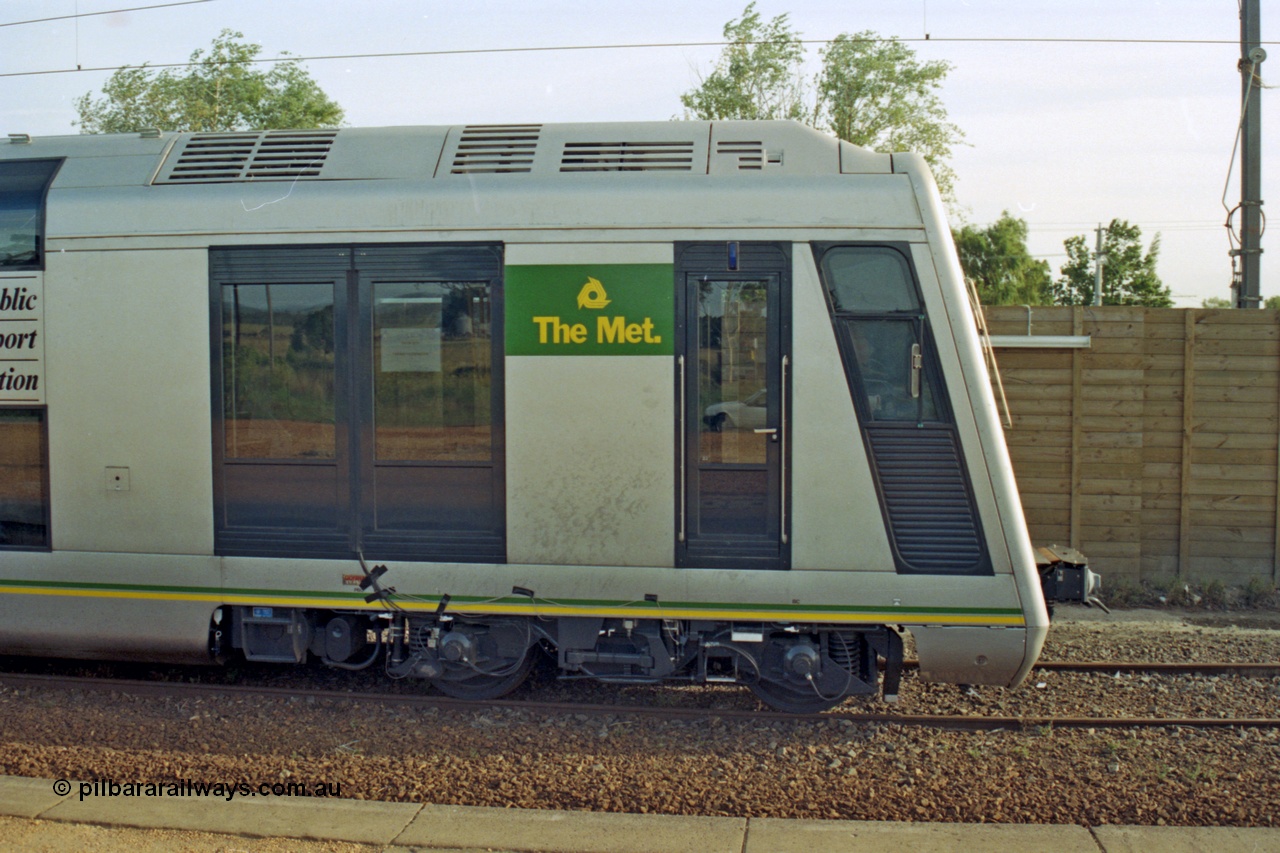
[[210, 245, 506, 562], [373, 281, 493, 463], [823, 247, 919, 313], [0, 407, 49, 549], [820, 246, 941, 424], [222, 283, 336, 460], [0, 160, 60, 270]]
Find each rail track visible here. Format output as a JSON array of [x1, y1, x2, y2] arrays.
[[2, 661, 1278, 732], [918, 660, 1280, 678]]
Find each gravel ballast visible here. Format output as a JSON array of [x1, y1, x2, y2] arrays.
[[1, 608, 1278, 827]]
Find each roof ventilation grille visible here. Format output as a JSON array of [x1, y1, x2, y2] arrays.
[[245, 131, 336, 179], [717, 140, 765, 171], [158, 130, 337, 183], [450, 125, 540, 174], [560, 140, 695, 172]]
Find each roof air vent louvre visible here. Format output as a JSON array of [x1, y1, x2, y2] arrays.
[[560, 140, 695, 172], [245, 131, 336, 179], [157, 130, 337, 184], [716, 140, 765, 171], [450, 125, 540, 174], [162, 132, 257, 182]]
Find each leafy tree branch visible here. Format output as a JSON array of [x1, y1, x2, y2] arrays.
[[74, 30, 343, 134]]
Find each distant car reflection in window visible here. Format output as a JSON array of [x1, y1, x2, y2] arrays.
[[703, 388, 767, 431]]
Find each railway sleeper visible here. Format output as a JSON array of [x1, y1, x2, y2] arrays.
[[218, 605, 904, 712]]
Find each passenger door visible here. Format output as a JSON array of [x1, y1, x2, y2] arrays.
[[676, 243, 790, 570]]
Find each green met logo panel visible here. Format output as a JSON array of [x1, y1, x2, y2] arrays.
[[506, 264, 674, 356]]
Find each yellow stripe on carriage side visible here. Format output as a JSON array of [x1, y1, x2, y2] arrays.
[[0, 586, 353, 609], [434, 602, 1026, 626], [0, 584, 1026, 627], [0, 585, 222, 603]]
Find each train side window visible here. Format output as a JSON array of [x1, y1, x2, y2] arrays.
[[222, 284, 336, 460], [210, 244, 505, 562], [823, 247, 918, 313], [843, 319, 939, 423], [373, 281, 492, 463], [0, 407, 50, 550], [0, 160, 61, 270], [820, 246, 941, 425]]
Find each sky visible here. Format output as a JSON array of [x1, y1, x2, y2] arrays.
[[1, 0, 1276, 307]]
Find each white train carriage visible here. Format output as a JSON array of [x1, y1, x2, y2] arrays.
[[0, 121, 1053, 711]]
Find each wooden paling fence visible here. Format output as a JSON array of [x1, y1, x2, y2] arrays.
[[984, 306, 1280, 585]]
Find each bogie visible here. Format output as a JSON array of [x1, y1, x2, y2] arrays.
[[221, 602, 901, 712]]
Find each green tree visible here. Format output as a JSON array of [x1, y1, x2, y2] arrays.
[[813, 32, 963, 199], [1051, 220, 1171, 307], [678, 4, 808, 122], [74, 30, 343, 133], [954, 212, 1053, 305], [680, 4, 964, 199], [1206, 295, 1280, 308]]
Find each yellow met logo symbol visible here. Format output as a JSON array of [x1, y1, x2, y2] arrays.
[[577, 277, 611, 310], [529, 271, 661, 346]]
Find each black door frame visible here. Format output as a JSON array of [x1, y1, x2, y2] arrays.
[[674, 241, 792, 570]]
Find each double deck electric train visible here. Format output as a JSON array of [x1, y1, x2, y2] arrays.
[[0, 121, 1091, 711]]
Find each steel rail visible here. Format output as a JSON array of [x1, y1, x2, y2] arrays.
[[1031, 661, 1280, 677], [2, 671, 1278, 732], [906, 660, 1280, 678]]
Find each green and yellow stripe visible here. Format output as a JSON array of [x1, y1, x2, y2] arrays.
[[0, 579, 1026, 626]]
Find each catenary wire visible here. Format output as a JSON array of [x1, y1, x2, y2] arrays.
[[2, 35, 1278, 79]]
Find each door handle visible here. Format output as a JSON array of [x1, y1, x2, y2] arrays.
[[910, 343, 922, 399], [780, 355, 788, 544], [678, 355, 686, 543], [753, 427, 778, 436]]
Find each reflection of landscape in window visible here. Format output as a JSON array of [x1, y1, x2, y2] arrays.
[[375, 282, 491, 463], [821, 247, 939, 424], [698, 280, 768, 466], [222, 284, 335, 459], [844, 320, 938, 422], [0, 409, 47, 547], [0, 160, 59, 269], [0, 217, 37, 266]]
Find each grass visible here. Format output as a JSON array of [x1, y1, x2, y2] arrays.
[[1097, 575, 1278, 611]]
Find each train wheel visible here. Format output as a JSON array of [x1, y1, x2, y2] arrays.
[[429, 648, 535, 700], [748, 677, 846, 714]]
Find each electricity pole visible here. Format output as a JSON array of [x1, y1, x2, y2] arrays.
[[1093, 224, 1105, 306], [1235, 0, 1265, 308]]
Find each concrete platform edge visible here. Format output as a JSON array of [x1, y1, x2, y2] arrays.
[[4, 775, 1280, 853]]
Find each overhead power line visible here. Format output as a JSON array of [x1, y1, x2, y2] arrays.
[[2, 34, 1277, 80], [1026, 221, 1221, 234], [0, 0, 215, 29]]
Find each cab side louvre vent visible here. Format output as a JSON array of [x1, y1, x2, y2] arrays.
[[450, 125, 540, 174], [158, 130, 337, 183], [866, 429, 987, 574], [560, 140, 695, 172]]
